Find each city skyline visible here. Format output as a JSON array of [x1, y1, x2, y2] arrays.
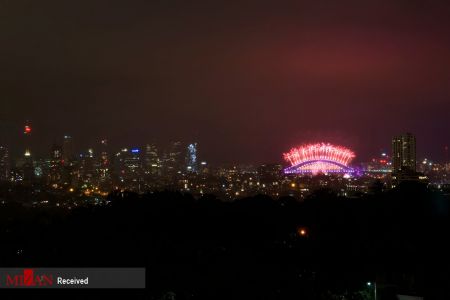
[[1, 125, 448, 166]]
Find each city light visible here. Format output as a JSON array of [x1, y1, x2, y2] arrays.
[[283, 143, 355, 174], [298, 227, 308, 237], [24, 125, 32, 134]]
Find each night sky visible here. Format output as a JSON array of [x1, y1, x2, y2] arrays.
[[1, 0, 450, 164]]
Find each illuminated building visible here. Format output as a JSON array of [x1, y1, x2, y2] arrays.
[[22, 121, 35, 183], [283, 143, 355, 174], [257, 164, 282, 197], [48, 144, 63, 185], [392, 133, 416, 173], [0, 146, 9, 181], [112, 148, 143, 191], [186, 143, 198, 173], [163, 141, 182, 175], [98, 139, 110, 182], [24, 123, 32, 135], [23, 121, 32, 156], [80, 148, 96, 184], [62, 135, 74, 165], [51, 144, 63, 160], [418, 158, 434, 173], [364, 151, 392, 173], [391, 134, 428, 186], [144, 143, 160, 175], [125, 148, 141, 174], [199, 161, 209, 174], [114, 148, 141, 176]]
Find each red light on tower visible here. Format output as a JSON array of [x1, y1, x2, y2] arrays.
[[24, 125, 32, 134]]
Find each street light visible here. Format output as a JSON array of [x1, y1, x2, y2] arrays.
[[367, 281, 377, 300]]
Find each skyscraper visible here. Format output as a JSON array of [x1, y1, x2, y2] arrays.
[[98, 139, 110, 182], [62, 135, 74, 165], [144, 143, 160, 175], [163, 141, 182, 175], [0, 146, 10, 181], [22, 122, 35, 183], [186, 143, 198, 173], [23, 121, 32, 157], [49, 144, 63, 185], [392, 133, 416, 173]]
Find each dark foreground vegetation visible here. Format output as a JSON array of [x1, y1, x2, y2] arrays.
[[0, 182, 449, 299]]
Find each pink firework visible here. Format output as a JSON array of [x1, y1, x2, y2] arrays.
[[283, 143, 355, 167]]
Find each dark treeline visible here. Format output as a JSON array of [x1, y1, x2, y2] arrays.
[[0, 182, 449, 299]]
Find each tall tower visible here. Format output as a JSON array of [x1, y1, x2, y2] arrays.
[[145, 143, 160, 175], [62, 135, 74, 165], [164, 141, 182, 175], [98, 139, 110, 182], [49, 144, 63, 185], [186, 143, 198, 173], [0, 146, 9, 181], [23, 122, 32, 157], [392, 133, 416, 173], [22, 122, 35, 183]]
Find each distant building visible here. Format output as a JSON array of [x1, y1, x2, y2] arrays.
[[112, 148, 143, 191], [186, 143, 198, 173], [258, 164, 282, 183], [80, 148, 96, 184], [391, 133, 428, 186], [62, 135, 74, 165], [392, 133, 416, 173], [22, 150, 34, 184], [98, 139, 110, 182], [163, 141, 182, 175], [124, 148, 142, 175], [0, 146, 10, 181], [22, 121, 34, 183], [144, 143, 160, 175], [114, 148, 141, 177], [49, 144, 63, 185], [363, 151, 392, 174]]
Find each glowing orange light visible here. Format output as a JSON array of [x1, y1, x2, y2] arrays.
[[298, 227, 308, 237]]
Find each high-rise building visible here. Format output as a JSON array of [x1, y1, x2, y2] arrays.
[[392, 133, 416, 173], [49, 144, 63, 185], [22, 122, 35, 183], [62, 135, 74, 165], [112, 148, 143, 191], [164, 141, 182, 175], [23, 121, 32, 157], [0, 146, 10, 181], [186, 143, 198, 173], [114, 148, 142, 176], [144, 143, 160, 175], [125, 148, 141, 174], [98, 139, 110, 182], [79, 148, 96, 184]]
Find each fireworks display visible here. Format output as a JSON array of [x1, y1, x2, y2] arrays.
[[283, 143, 355, 174]]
